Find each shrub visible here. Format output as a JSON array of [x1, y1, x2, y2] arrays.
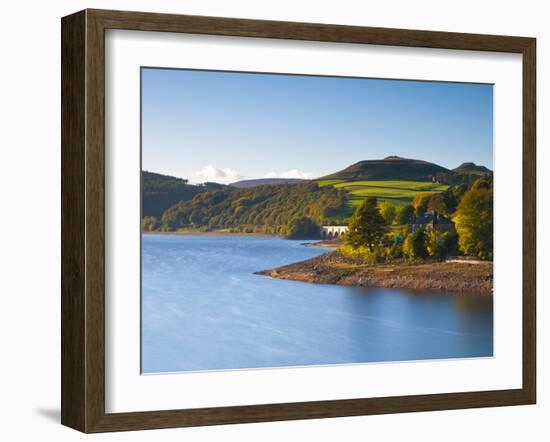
[[425, 230, 446, 259], [388, 241, 404, 259], [403, 228, 428, 259], [338, 244, 382, 264]]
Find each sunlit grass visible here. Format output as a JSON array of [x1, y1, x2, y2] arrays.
[[317, 179, 346, 187], [319, 179, 450, 212], [347, 197, 410, 209], [327, 179, 450, 210], [334, 180, 449, 192]]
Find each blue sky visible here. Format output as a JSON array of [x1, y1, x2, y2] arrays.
[[142, 68, 493, 184]]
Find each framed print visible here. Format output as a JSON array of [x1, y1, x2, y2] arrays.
[[61, 9, 536, 433]]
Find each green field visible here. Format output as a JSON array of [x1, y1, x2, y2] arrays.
[[317, 179, 346, 187], [317, 179, 449, 210], [333, 180, 449, 192]]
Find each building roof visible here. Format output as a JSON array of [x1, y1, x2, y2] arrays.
[[412, 210, 452, 225]]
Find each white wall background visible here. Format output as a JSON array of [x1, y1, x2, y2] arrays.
[[0, 0, 546, 440]]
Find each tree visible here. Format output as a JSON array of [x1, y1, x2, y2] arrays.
[[442, 184, 468, 214], [379, 202, 397, 225], [345, 197, 386, 251], [397, 204, 415, 225], [403, 228, 429, 259], [471, 175, 493, 191], [453, 185, 493, 260], [285, 216, 320, 239], [141, 216, 160, 232], [412, 193, 432, 216], [425, 230, 446, 259], [427, 194, 448, 214]]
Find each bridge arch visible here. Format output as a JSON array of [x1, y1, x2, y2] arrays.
[[319, 225, 349, 239]]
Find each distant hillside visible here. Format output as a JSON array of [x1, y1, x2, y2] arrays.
[[319, 156, 454, 183], [142, 171, 225, 217], [160, 182, 349, 232], [453, 162, 492, 176], [230, 178, 305, 188], [143, 156, 488, 228]]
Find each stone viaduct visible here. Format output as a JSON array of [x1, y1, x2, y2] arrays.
[[319, 225, 348, 239]]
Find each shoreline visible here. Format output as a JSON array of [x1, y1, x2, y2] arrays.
[[255, 251, 493, 295], [142, 230, 336, 241], [302, 239, 343, 249], [142, 230, 279, 238]]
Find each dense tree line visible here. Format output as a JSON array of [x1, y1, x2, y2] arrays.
[[157, 182, 348, 232], [341, 175, 493, 262]]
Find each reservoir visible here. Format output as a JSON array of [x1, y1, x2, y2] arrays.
[[142, 234, 493, 373]]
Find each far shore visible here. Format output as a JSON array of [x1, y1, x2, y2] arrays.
[[142, 230, 346, 242], [142, 229, 279, 238]]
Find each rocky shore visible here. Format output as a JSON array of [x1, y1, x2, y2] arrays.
[[255, 251, 493, 294]]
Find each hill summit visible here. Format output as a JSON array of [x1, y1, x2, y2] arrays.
[[319, 156, 452, 182], [453, 162, 492, 176]]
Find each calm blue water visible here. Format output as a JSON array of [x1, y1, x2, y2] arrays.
[[142, 235, 493, 373]]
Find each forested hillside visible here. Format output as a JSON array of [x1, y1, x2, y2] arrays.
[[159, 182, 348, 233], [142, 171, 225, 217]]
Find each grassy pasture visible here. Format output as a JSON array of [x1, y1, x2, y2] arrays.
[[348, 187, 431, 199], [333, 180, 449, 192], [347, 197, 411, 209], [317, 179, 346, 187], [317, 179, 450, 211]]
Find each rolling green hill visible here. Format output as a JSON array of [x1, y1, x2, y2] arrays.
[[319, 156, 454, 183]]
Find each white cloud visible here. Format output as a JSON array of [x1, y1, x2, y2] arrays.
[[193, 165, 243, 184], [264, 169, 314, 180]]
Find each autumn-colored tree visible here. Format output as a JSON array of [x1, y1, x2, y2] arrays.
[[412, 193, 432, 216], [453, 184, 493, 260], [345, 197, 386, 251], [427, 194, 448, 214], [425, 230, 446, 259], [379, 202, 397, 225], [403, 228, 429, 259]]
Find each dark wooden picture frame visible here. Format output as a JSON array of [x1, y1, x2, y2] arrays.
[[61, 9, 536, 433]]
